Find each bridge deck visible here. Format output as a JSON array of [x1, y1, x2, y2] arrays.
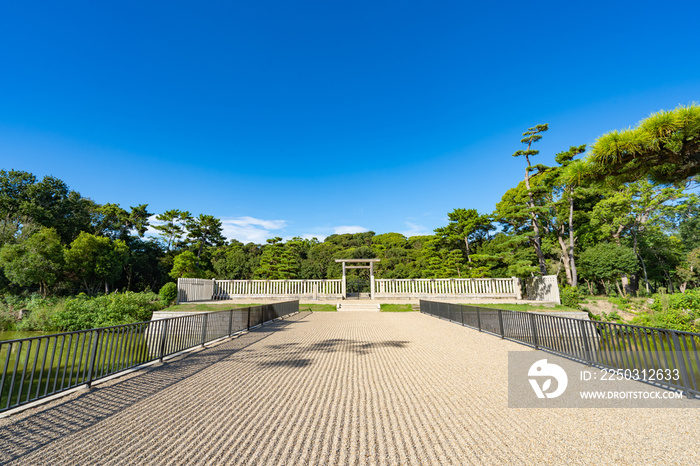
[[1, 311, 697, 464]]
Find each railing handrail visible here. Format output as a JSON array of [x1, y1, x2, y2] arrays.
[[0, 306, 263, 345], [419, 299, 700, 398], [0, 301, 300, 413]]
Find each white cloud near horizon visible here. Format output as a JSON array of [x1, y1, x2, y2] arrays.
[[146, 215, 288, 244], [400, 221, 431, 238], [220, 217, 287, 244]]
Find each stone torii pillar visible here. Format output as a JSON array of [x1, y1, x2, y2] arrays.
[[334, 259, 381, 299], [341, 261, 347, 297]]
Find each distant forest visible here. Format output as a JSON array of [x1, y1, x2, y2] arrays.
[[1, 105, 699, 297]]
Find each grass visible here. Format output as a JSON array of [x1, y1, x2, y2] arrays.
[[380, 304, 416, 312], [298, 304, 337, 312], [470, 303, 580, 312], [161, 303, 262, 312]]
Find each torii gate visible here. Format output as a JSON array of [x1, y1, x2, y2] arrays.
[[335, 259, 381, 299]]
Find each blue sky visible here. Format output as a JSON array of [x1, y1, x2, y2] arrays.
[[1, 1, 699, 244]]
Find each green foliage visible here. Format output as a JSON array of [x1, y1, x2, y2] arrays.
[[94, 203, 152, 240], [600, 310, 623, 323], [0, 294, 64, 331], [579, 243, 638, 283], [0, 228, 64, 296], [14, 295, 64, 331], [253, 237, 299, 279], [560, 286, 581, 308], [434, 208, 492, 262], [153, 209, 191, 251], [169, 251, 202, 279], [186, 214, 226, 258], [52, 292, 164, 331], [64, 232, 129, 294], [608, 296, 631, 311], [632, 289, 700, 332], [588, 104, 700, 184], [158, 282, 178, 304]]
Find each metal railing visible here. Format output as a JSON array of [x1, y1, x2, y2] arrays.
[[0, 301, 299, 414], [420, 300, 700, 398]]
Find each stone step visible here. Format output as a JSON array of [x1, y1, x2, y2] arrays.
[[336, 302, 381, 312]]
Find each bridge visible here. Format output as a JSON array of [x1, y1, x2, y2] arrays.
[[0, 308, 697, 464]]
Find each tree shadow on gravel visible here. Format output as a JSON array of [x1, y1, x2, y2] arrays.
[[257, 338, 410, 369], [0, 312, 311, 464]]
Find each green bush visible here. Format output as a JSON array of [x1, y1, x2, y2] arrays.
[[52, 292, 165, 331], [560, 286, 581, 308], [159, 282, 178, 305], [0, 306, 17, 331], [15, 295, 64, 332], [0, 294, 31, 331], [632, 289, 700, 332]]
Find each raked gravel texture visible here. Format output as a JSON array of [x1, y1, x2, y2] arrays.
[[0, 311, 698, 465]]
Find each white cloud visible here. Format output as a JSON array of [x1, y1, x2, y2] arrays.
[[400, 222, 431, 237], [333, 225, 369, 235], [220, 217, 287, 244], [146, 215, 287, 244], [144, 215, 161, 237]]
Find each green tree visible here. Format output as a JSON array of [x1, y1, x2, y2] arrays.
[[543, 145, 588, 287], [122, 238, 167, 291], [588, 104, 700, 184], [154, 209, 191, 252], [64, 232, 129, 294], [0, 227, 64, 296], [186, 214, 226, 258], [94, 203, 152, 240], [512, 124, 550, 275], [677, 193, 700, 251], [676, 247, 700, 292], [169, 250, 202, 279], [579, 243, 639, 296], [253, 237, 299, 279], [212, 241, 261, 279], [434, 208, 492, 263], [589, 180, 684, 292], [0, 170, 93, 245]]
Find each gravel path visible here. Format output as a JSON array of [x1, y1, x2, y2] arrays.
[[0, 311, 697, 465]]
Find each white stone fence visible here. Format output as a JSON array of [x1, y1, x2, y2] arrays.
[[213, 279, 343, 300], [177, 275, 561, 304], [373, 278, 518, 298]]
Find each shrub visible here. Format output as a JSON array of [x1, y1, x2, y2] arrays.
[[159, 282, 178, 305], [632, 289, 700, 332], [0, 306, 17, 331], [52, 292, 165, 331], [15, 295, 64, 332], [560, 286, 581, 308]]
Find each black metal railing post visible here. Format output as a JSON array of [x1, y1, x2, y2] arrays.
[[201, 314, 209, 347], [671, 331, 694, 398], [228, 309, 233, 336], [476, 307, 482, 332], [498, 310, 505, 339], [579, 320, 592, 365], [247, 307, 251, 330], [86, 330, 101, 388], [159, 319, 169, 363], [529, 313, 538, 349]]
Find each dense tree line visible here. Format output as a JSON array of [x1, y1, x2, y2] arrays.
[[1, 105, 699, 298]]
